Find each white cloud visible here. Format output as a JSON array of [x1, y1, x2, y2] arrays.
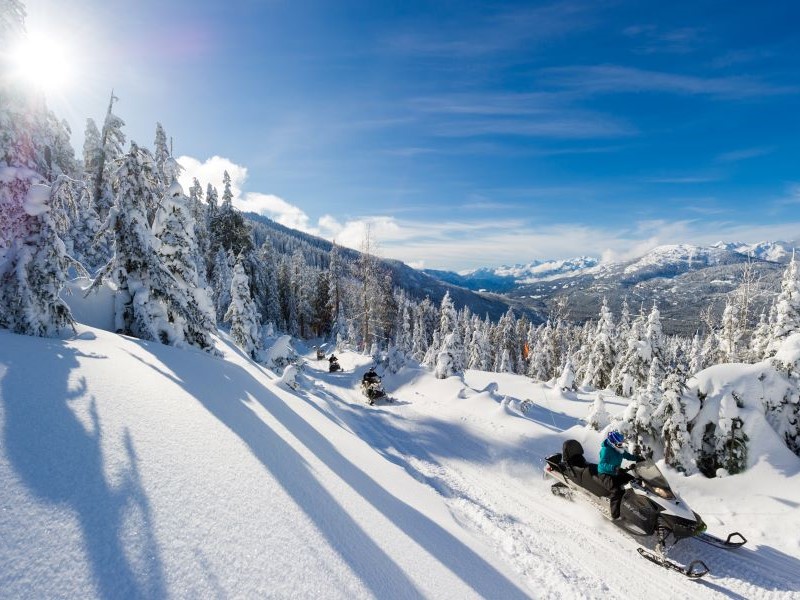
[[240, 192, 312, 231], [177, 155, 248, 201], [174, 156, 800, 272]]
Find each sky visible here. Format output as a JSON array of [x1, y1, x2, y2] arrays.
[[19, 0, 800, 271]]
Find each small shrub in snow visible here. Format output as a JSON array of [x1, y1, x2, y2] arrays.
[[585, 393, 610, 431]]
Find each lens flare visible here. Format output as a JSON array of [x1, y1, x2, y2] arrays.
[[10, 32, 74, 93]]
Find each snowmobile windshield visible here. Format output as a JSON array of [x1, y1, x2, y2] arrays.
[[632, 460, 671, 490]]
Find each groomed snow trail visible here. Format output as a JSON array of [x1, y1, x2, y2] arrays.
[[305, 354, 800, 599]]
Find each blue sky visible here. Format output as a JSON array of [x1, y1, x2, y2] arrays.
[[24, 0, 800, 270]]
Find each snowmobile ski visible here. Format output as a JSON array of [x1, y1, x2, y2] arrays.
[[695, 531, 747, 549], [637, 548, 709, 579]]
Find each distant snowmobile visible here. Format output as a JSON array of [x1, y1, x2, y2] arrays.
[[544, 439, 746, 579], [361, 368, 387, 405], [328, 355, 342, 372]]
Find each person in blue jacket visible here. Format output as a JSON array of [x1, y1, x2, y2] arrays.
[[598, 430, 642, 519]]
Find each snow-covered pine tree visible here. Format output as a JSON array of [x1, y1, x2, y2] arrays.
[[434, 291, 464, 378], [654, 371, 695, 473], [498, 348, 513, 373], [90, 92, 126, 222], [209, 171, 251, 258], [153, 123, 170, 188], [557, 351, 577, 391], [253, 240, 281, 331], [411, 299, 431, 362], [766, 251, 800, 357], [212, 248, 234, 323], [0, 21, 84, 336], [187, 178, 210, 287], [467, 323, 491, 371], [715, 392, 748, 475], [749, 310, 771, 363], [152, 168, 217, 352], [290, 249, 314, 338], [423, 329, 441, 369], [585, 392, 610, 431], [225, 255, 262, 360], [89, 143, 183, 343], [611, 307, 648, 396], [620, 358, 663, 458], [688, 330, 704, 375], [582, 297, 616, 390], [529, 321, 555, 381], [719, 296, 743, 363], [700, 305, 723, 368], [326, 242, 344, 342]]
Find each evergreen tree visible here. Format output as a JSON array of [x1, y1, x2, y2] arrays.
[[0, 30, 83, 336], [89, 143, 182, 343], [688, 330, 704, 375], [612, 307, 648, 397], [209, 171, 251, 256], [582, 297, 616, 389], [152, 169, 217, 351], [749, 310, 771, 363], [557, 351, 577, 391], [766, 252, 800, 357], [434, 291, 463, 375], [153, 122, 170, 188], [225, 256, 262, 359], [90, 92, 126, 221], [586, 393, 610, 431], [715, 393, 749, 475], [212, 248, 234, 323], [654, 372, 695, 473], [467, 324, 491, 371], [719, 296, 743, 363], [620, 358, 663, 458]]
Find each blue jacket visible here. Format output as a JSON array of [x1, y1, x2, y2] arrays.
[[598, 439, 638, 475]]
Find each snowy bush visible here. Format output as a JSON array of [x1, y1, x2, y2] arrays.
[[585, 393, 610, 431], [263, 335, 298, 370]]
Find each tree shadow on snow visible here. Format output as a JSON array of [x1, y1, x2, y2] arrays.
[[1, 338, 166, 600], [145, 346, 530, 600]]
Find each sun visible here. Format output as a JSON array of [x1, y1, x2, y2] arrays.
[[9, 32, 74, 93]]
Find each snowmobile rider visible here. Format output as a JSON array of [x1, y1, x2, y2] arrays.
[[328, 354, 340, 371], [362, 367, 379, 385], [599, 430, 643, 519]]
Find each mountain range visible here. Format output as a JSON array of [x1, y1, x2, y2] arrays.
[[424, 241, 795, 334]]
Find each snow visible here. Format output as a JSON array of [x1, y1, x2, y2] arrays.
[[22, 183, 50, 216], [2, 327, 800, 598]]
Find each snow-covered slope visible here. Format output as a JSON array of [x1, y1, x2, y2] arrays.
[[2, 328, 800, 598]]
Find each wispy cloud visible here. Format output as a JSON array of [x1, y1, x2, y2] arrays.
[[643, 175, 722, 184], [407, 91, 635, 139], [716, 146, 773, 162], [386, 1, 597, 58], [623, 25, 706, 55], [540, 65, 798, 99], [431, 115, 635, 139]]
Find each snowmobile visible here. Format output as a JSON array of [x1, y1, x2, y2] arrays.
[[328, 356, 342, 373], [544, 439, 746, 579], [361, 371, 387, 405]]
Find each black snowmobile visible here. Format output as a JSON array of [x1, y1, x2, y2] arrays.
[[544, 439, 746, 579], [361, 369, 387, 405], [328, 355, 342, 373]]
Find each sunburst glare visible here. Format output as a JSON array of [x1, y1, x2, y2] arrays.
[[9, 31, 74, 93]]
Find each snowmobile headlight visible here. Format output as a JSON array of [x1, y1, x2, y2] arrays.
[[651, 486, 675, 499]]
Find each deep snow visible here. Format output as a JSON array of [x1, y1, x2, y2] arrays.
[[1, 327, 799, 599]]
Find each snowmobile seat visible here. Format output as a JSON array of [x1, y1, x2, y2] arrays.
[[562, 440, 610, 497], [562, 440, 587, 468]]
